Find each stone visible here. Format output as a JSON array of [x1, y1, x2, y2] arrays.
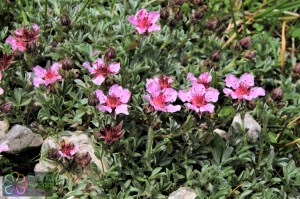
[[0, 119, 9, 140], [34, 131, 109, 182], [214, 128, 229, 140], [231, 112, 261, 139], [169, 187, 197, 199], [0, 125, 43, 154]]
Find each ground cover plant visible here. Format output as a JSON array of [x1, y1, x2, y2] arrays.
[[0, 0, 300, 198]]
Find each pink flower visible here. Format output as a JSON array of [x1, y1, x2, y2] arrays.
[[146, 75, 173, 91], [223, 73, 265, 102], [83, 58, 120, 85], [0, 72, 3, 95], [58, 140, 79, 160], [144, 80, 181, 112], [128, 8, 160, 34], [32, 63, 62, 87], [0, 144, 9, 153], [6, 24, 39, 52], [95, 84, 131, 115], [178, 84, 219, 114], [187, 72, 212, 88]]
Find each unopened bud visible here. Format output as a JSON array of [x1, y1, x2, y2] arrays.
[[88, 94, 98, 106], [160, 8, 169, 20], [0, 102, 13, 113], [13, 50, 23, 60], [271, 87, 283, 101], [60, 15, 71, 27], [174, 11, 183, 21], [245, 51, 256, 60], [205, 19, 219, 31], [293, 63, 300, 74], [51, 41, 58, 48], [61, 57, 74, 70], [169, 19, 177, 27], [75, 152, 91, 167], [210, 51, 221, 62], [173, 0, 184, 6], [26, 42, 37, 54], [104, 47, 116, 60], [239, 36, 252, 49]]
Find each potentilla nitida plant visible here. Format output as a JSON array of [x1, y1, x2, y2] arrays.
[[144, 76, 181, 113], [95, 84, 131, 116], [223, 73, 265, 103], [6, 23, 39, 52], [58, 140, 79, 160], [128, 8, 160, 35], [83, 58, 120, 85], [32, 63, 62, 87]]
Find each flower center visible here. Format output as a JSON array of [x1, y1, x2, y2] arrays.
[[106, 95, 121, 108], [152, 93, 166, 108], [44, 70, 56, 80], [235, 84, 249, 96], [191, 94, 206, 108], [138, 18, 151, 29], [159, 77, 171, 89], [61, 143, 75, 157], [197, 79, 210, 88], [95, 65, 109, 77]]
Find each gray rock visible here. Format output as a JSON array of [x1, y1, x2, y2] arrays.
[[34, 131, 109, 182], [231, 112, 261, 139], [169, 187, 197, 199], [214, 128, 229, 140], [0, 125, 43, 154], [0, 119, 9, 140]]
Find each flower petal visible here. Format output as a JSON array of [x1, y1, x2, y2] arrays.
[[0, 87, 3, 95], [249, 87, 265, 98], [93, 58, 105, 69], [51, 62, 62, 72], [199, 103, 215, 113], [108, 62, 120, 74], [95, 90, 107, 104], [187, 73, 197, 84], [199, 72, 212, 84], [146, 80, 161, 96], [148, 24, 161, 32], [163, 88, 177, 102], [136, 8, 148, 19], [191, 83, 206, 96], [166, 105, 181, 113], [92, 75, 105, 85], [97, 105, 112, 113], [178, 90, 191, 102], [225, 74, 239, 89], [32, 78, 45, 87], [136, 27, 147, 34], [239, 73, 254, 87], [33, 66, 46, 77], [148, 11, 160, 23], [115, 104, 129, 115], [205, 88, 219, 102], [128, 15, 138, 25], [83, 61, 95, 74], [185, 103, 199, 112]]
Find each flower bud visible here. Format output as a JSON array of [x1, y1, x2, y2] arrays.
[[293, 63, 300, 74], [203, 59, 212, 67], [245, 51, 256, 60], [61, 57, 74, 70], [26, 42, 37, 54], [104, 47, 116, 60], [0, 102, 13, 113], [271, 87, 283, 101], [247, 100, 256, 110], [88, 93, 98, 106], [193, 0, 204, 5], [174, 11, 183, 21], [169, 19, 177, 27], [192, 9, 205, 20], [48, 148, 59, 159], [51, 41, 58, 48], [13, 50, 24, 60], [205, 19, 219, 31], [210, 51, 221, 62], [75, 152, 91, 167], [60, 15, 71, 27], [173, 0, 185, 6], [239, 36, 252, 49], [160, 8, 169, 20]]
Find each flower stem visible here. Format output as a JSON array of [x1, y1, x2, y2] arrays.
[[241, 0, 247, 36], [17, 0, 28, 24], [44, 0, 48, 31], [145, 127, 154, 168], [229, 0, 238, 38], [74, 0, 91, 22]]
